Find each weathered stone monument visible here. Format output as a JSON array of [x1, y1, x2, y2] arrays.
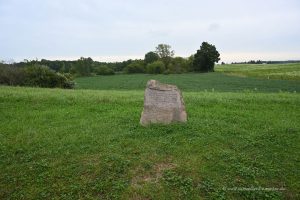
[[140, 80, 187, 126]]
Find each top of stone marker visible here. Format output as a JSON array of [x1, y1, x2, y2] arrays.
[[147, 80, 178, 91]]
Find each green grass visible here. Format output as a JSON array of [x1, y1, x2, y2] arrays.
[[216, 63, 300, 80], [75, 73, 300, 93], [2, 64, 300, 199], [1, 86, 299, 199]]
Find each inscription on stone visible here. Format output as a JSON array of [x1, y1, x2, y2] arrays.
[[146, 90, 178, 107], [140, 80, 187, 125]]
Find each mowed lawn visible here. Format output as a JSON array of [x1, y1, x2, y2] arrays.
[[1, 85, 299, 199]]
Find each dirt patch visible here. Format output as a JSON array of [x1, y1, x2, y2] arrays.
[[131, 162, 176, 187]]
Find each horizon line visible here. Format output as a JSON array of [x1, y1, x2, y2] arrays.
[[2, 52, 300, 64]]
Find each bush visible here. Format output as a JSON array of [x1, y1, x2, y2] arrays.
[[0, 65, 25, 86], [146, 61, 165, 74], [163, 69, 171, 75], [124, 61, 145, 73], [55, 73, 75, 89], [24, 65, 74, 88], [168, 57, 189, 74], [96, 65, 115, 75], [0, 64, 74, 89]]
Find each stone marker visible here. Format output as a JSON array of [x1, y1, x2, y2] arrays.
[[140, 80, 187, 125]]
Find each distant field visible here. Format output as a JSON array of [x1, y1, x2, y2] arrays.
[[75, 73, 300, 93], [216, 63, 300, 80], [1, 86, 299, 199]]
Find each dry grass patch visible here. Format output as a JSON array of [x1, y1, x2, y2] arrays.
[[131, 162, 177, 187]]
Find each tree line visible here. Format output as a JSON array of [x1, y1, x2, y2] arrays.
[[231, 60, 300, 64], [0, 42, 220, 88]]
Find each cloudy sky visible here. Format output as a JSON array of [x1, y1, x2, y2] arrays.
[[0, 0, 299, 62]]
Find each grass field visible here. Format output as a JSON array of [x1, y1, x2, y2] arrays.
[[1, 85, 299, 199], [1, 64, 300, 199], [216, 63, 300, 81], [75, 73, 300, 93]]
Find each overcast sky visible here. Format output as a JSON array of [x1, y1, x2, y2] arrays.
[[0, 0, 299, 62]]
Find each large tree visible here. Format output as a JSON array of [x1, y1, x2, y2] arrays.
[[193, 42, 220, 72], [155, 44, 175, 67], [144, 51, 159, 65]]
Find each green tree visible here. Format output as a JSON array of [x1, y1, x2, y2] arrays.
[[193, 42, 220, 72], [75, 57, 93, 76], [146, 61, 165, 74], [187, 55, 194, 72], [144, 51, 159, 64], [124, 60, 145, 73], [96, 65, 115, 75], [168, 57, 189, 74], [155, 44, 175, 67]]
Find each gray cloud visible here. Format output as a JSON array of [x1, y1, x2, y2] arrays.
[[0, 0, 299, 62]]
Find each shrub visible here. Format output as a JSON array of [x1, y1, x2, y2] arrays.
[[163, 69, 171, 75], [24, 65, 74, 88], [0, 64, 74, 89], [168, 57, 189, 74], [0, 65, 25, 86], [24, 65, 58, 87], [96, 65, 115, 75], [55, 73, 75, 89], [124, 61, 145, 73], [146, 61, 165, 74]]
